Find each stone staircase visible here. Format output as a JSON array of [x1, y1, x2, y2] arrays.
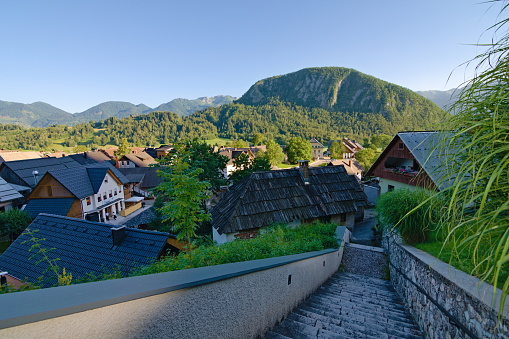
[[264, 245, 423, 339]]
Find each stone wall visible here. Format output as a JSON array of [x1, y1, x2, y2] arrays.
[[383, 232, 509, 338]]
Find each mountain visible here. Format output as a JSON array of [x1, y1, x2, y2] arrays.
[[0, 95, 235, 127], [0, 101, 75, 127], [415, 88, 462, 112], [72, 101, 152, 122], [196, 67, 449, 140], [153, 95, 236, 116]]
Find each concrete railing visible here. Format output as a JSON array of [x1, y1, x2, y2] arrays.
[[383, 232, 509, 338], [0, 227, 350, 338]]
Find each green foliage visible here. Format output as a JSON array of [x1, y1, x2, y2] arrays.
[[153, 143, 212, 241], [355, 148, 379, 171], [329, 140, 342, 159], [252, 133, 264, 146], [265, 139, 285, 166], [136, 222, 339, 275], [229, 153, 271, 183], [114, 137, 130, 158], [369, 134, 392, 150], [426, 1, 509, 311], [286, 137, 312, 164], [376, 189, 441, 243], [0, 209, 31, 241]]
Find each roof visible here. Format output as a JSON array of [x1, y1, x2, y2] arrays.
[[365, 131, 451, 190], [0, 151, 44, 163], [0, 177, 23, 202], [309, 138, 324, 147], [46, 163, 130, 199], [24, 198, 75, 218], [0, 214, 169, 287], [121, 152, 158, 167], [211, 165, 367, 235], [327, 159, 364, 176], [0, 157, 83, 188], [123, 207, 157, 227], [117, 167, 162, 188], [68, 153, 102, 165]]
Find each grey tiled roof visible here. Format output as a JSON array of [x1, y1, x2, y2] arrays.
[[0, 177, 23, 202], [0, 214, 169, 287], [118, 167, 162, 189], [123, 207, 157, 227], [24, 198, 75, 218], [67, 153, 100, 165], [0, 157, 83, 187], [211, 165, 367, 235]]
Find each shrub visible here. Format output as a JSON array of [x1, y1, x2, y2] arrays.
[[136, 222, 339, 276], [376, 189, 441, 243]]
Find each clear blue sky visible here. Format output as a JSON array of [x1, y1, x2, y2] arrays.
[[0, 0, 503, 113]]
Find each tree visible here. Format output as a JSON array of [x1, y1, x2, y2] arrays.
[[369, 134, 392, 150], [153, 152, 210, 242], [355, 148, 378, 171], [265, 139, 285, 166], [252, 133, 264, 146], [286, 137, 312, 164], [329, 140, 342, 159], [0, 209, 32, 242], [73, 145, 88, 153], [115, 138, 130, 158], [178, 139, 228, 191], [229, 153, 271, 183]]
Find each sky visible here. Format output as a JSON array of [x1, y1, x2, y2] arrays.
[[0, 0, 504, 113]]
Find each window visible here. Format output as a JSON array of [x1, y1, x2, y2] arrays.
[[103, 192, 107, 200], [114, 189, 117, 196], [86, 197, 91, 206], [98, 196, 102, 202], [388, 185, 395, 192], [104, 177, 108, 183], [398, 142, 404, 150], [109, 190, 112, 198]]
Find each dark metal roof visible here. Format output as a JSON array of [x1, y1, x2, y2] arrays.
[[0, 214, 169, 287], [47, 163, 129, 199], [67, 153, 100, 165], [118, 167, 162, 188], [0, 157, 83, 187], [0, 177, 23, 202], [24, 198, 75, 218], [123, 208, 157, 227], [211, 165, 367, 235]]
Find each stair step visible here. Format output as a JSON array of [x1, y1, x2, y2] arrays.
[[264, 271, 423, 339]]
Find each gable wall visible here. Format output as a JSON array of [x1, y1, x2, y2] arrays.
[[29, 175, 74, 198]]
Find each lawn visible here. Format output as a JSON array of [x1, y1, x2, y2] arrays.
[[204, 137, 230, 146]]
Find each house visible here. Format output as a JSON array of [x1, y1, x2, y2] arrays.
[[309, 138, 325, 159], [327, 138, 363, 159], [327, 159, 364, 182], [365, 131, 449, 195], [0, 177, 23, 212], [69, 151, 111, 164], [0, 214, 170, 288], [24, 163, 130, 222], [0, 156, 84, 190], [118, 167, 163, 197], [117, 152, 158, 168], [211, 161, 367, 244], [154, 145, 174, 159]]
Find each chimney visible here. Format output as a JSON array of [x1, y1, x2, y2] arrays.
[[111, 226, 127, 246], [298, 160, 310, 185]]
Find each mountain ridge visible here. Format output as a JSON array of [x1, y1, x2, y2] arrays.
[[0, 95, 236, 127]]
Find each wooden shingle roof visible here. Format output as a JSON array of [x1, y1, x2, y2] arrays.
[[211, 165, 367, 235]]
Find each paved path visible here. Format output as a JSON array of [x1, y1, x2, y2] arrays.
[[351, 208, 377, 246]]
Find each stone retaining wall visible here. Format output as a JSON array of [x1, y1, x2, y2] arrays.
[[383, 232, 509, 339]]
